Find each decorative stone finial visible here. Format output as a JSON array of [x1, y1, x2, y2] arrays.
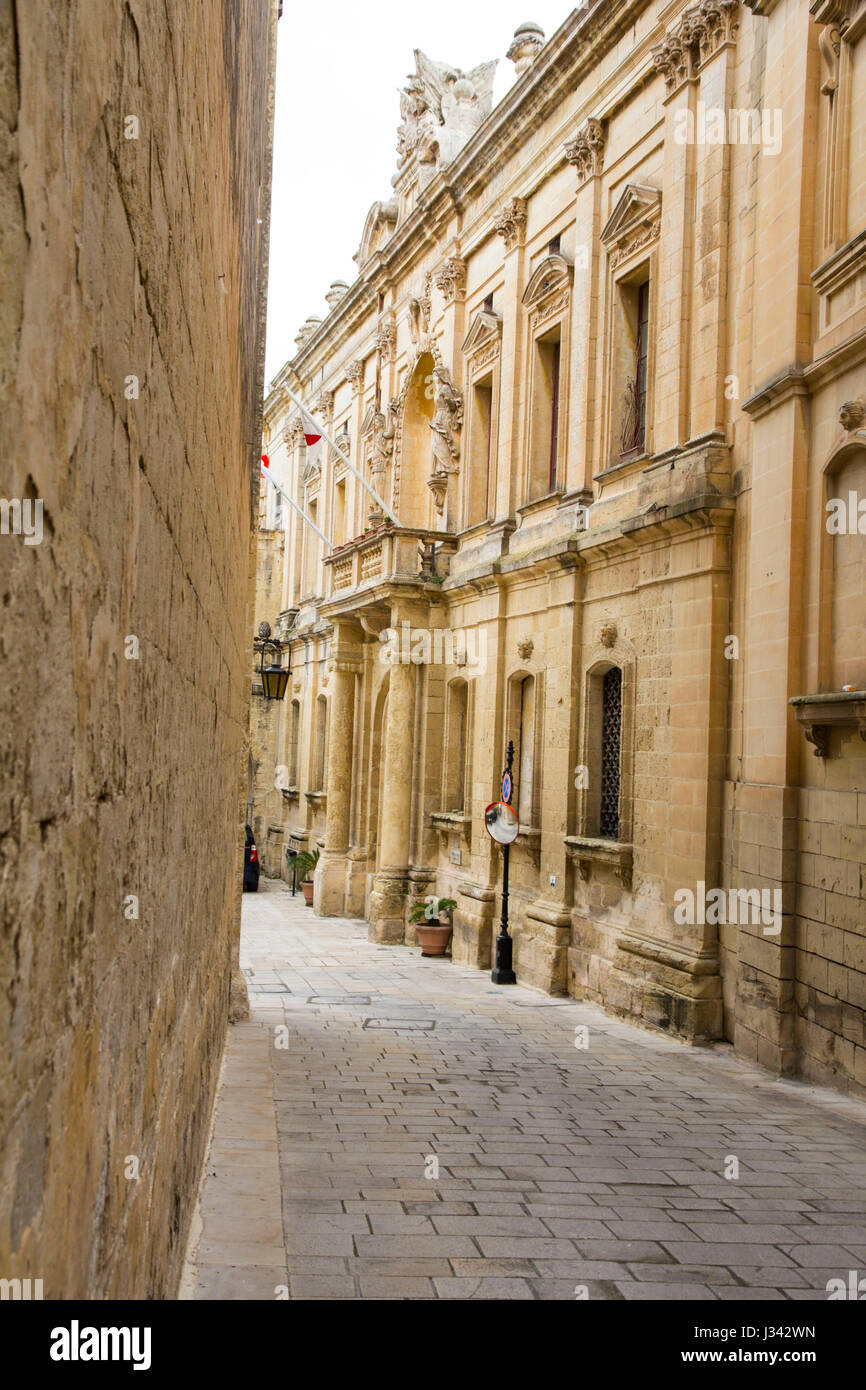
[[507, 21, 545, 76], [325, 280, 350, 309]]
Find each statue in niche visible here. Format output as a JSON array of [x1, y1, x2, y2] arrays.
[[428, 366, 463, 478], [368, 406, 396, 478]]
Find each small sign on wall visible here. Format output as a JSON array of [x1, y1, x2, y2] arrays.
[[450, 849, 462, 865]]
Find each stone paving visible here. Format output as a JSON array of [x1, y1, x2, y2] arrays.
[[181, 879, 866, 1300]]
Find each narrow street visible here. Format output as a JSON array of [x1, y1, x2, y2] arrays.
[[183, 880, 866, 1301]]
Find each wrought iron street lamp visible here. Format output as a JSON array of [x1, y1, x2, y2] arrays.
[[254, 621, 290, 701]]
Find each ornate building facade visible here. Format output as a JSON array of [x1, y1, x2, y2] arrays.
[[255, 0, 866, 1095]]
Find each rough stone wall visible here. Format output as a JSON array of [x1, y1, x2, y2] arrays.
[[0, 0, 276, 1297]]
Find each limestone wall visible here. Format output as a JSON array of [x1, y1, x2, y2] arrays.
[[0, 0, 277, 1297]]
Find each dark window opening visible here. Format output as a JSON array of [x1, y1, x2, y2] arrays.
[[599, 667, 622, 839], [549, 340, 561, 492]]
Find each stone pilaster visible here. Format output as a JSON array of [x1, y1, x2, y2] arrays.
[[315, 623, 361, 916], [369, 615, 417, 942]]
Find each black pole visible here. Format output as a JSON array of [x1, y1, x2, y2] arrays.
[[491, 739, 517, 985]]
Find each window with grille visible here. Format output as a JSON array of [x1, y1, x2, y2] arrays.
[[599, 667, 622, 839]]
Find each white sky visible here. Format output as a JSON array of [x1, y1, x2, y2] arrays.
[[264, 1, 575, 388]]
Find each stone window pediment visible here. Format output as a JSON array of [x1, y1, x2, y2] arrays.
[[521, 253, 574, 311], [462, 308, 503, 362], [601, 184, 662, 269]]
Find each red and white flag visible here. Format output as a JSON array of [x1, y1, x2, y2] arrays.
[[300, 408, 322, 447]]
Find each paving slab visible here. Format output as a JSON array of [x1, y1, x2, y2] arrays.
[[182, 879, 866, 1301]]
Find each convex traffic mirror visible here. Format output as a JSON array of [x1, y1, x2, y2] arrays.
[[484, 801, 519, 845]]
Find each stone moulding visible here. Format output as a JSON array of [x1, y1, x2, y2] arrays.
[[789, 691, 866, 758], [565, 835, 633, 888], [614, 932, 721, 990], [431, 811, 472, 833]]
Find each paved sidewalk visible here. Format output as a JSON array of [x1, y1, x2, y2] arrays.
[[182, 879, 866, 1300]]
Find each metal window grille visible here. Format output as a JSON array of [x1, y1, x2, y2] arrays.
[[600, 667, 622, 839]]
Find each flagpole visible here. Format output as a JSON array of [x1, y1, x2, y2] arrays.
[[284, 385, 402, 528], [260, 468, 334, 549]]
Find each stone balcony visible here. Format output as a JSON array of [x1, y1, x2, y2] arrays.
[[322, 521, 457, 602]]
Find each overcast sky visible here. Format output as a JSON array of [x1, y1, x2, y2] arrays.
[[264, 1, 575, 388]]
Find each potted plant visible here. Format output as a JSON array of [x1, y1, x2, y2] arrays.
[[408, 897, 457, 957], [294, 847, 320, 906]]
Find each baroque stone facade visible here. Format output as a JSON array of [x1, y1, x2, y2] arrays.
[[256, 5, 866, 1095], [0, 1, 277, 1296]]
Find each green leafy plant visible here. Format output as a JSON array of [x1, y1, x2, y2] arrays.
[[293, 847, 320, 883], [408, 896, 457, 924]]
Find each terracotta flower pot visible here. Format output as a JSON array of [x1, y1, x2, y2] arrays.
[[416, 920, 453, 957], [301, 881, 314, 906]]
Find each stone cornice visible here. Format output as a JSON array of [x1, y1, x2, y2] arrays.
[[740, 365, 810, 418]]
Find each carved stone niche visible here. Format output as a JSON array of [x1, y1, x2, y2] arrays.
[[600, 184, 662, 270], [563, 118, 606, 186]]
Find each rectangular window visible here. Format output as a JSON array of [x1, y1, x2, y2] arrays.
[[288, 700, 300, 786], [467, 376, 494, 526], [529, 329, 562, 501], [634, 281, 649, 452], [335, 479, 346, 546], [549, 340, 561, 492], [617, 273, 650, 459], [599, 667, 622, 839]]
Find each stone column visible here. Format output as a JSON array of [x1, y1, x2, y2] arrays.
[[369, 619, 417, 942], [314, 621, 360, 916]]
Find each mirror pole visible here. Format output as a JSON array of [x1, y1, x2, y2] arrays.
[[492, 740, 518, 985]]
